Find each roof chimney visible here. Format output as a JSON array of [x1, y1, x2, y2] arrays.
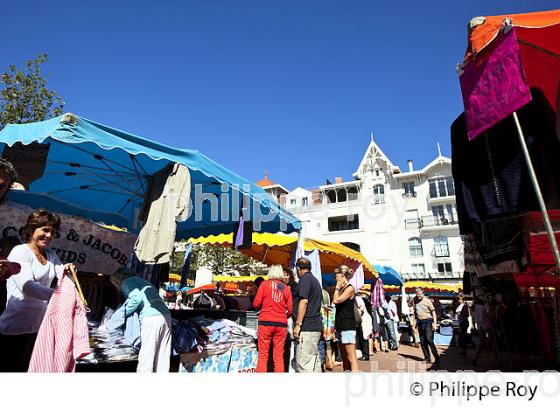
[[335, 176, 343, 184], [407, 160, 414, 172]]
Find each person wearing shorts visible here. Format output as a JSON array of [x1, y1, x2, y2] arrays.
[[333, 265, 359, 372]]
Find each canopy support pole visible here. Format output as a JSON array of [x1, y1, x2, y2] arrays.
[[513, 111, 560, 274]]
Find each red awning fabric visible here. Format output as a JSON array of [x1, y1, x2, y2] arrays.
[[513, 271, 560, 288]]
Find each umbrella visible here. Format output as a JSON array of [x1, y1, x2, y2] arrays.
[[372, 265, 404, 286], [0, 114, 301, 238], [188, 233, 378, 280]]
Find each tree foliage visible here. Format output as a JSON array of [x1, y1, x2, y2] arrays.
[[0, 54, 64, 129], [170, 243, 267, 278]]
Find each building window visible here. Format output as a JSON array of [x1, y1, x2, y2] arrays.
[[412, 263, 425, 275], [328, 215, 359, 232], [402, 181, 416, 197], [434, 236, 449, 257], [429, 177, 455, 198], [302, 197, 309, 207], [342, 242, 361, 252], [409, 237, 423, 258], [375, 169, 380, 177], [373, 184, 385, 204], [289, 199, 296, 206], [437, 262, 452, 275]]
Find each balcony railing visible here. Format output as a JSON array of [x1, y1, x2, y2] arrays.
[[420, 214, 459, 228]]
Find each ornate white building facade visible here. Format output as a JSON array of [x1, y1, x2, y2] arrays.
[[260, 140, 463, 285]]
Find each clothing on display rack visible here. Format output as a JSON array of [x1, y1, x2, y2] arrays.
[[28, 274, 90, 372], [128, 253, 168, 288], [452, 89, 560, 238], [135, 163, 191, 265]]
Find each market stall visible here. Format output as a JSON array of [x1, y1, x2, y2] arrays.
[[453, 8, 560, 370], [0, 113, 301, 372]]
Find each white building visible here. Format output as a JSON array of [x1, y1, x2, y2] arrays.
[[260, 139, 463, 286]]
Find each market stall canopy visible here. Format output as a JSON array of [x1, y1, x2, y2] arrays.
[[187, 233, 378, 280], [463, 9, 560, 116], [372, 265, 403, 286], [0, 114, 301, 238], [382, 281, 462, 297], [213, 275, 268, 283]]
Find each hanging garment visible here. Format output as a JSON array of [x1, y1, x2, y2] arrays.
[[128, 253, 166, 288], [552, 295, 560, 364], [134, 163, 191, 264], [305, 248, 323, 286], [371, 278, 385, 308], [451, 88, 560, 235], [28, 275, 90, 372], [349, 263, 365, 291], [180, 242, 192, 289], [529, 302, 554, 360]]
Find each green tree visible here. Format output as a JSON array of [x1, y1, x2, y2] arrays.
[[170, 242, 266, 278], [0, 54, 64, 129]]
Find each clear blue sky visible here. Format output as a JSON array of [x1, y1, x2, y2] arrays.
[[2, 0, 558, 190]]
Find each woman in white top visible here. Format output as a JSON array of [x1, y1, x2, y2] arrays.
[[0, 208, 74, 371]]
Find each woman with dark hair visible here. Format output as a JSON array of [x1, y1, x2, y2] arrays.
[[0, 208, 75, 371]]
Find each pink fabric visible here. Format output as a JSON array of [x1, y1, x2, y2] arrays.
[[28, 274, 90, 372], [460, 28, 532, 140], [371, 278, 385, 308]]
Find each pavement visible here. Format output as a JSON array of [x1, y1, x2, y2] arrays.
[[330, 343, 508, 372]]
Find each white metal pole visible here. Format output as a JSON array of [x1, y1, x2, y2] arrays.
[[512, 111, 560, 274]]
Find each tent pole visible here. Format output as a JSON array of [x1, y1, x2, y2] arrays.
[[512, 111, 560, 274]]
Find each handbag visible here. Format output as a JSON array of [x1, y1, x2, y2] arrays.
[[354, 300, 363, 325]]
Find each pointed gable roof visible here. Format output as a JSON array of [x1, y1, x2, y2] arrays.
[[353, 138, 398, 178]]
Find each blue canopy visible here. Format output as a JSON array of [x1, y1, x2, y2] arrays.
[[322, 265, 403, 289], [373, 265, 404, 286], [0, 114, 301, 238]]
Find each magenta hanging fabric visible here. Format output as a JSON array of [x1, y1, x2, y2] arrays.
[[234, 213, 244, 249], [459, 27, 532, 140]]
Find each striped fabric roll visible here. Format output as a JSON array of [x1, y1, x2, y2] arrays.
[[28, 274, 90, 372]]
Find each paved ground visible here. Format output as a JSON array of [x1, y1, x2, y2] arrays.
[[330, 343, 508, 372]]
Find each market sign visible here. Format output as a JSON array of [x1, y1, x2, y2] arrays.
[[0, 202, 136, 274]]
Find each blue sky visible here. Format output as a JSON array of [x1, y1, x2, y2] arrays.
[[2, 0, 558, 190]]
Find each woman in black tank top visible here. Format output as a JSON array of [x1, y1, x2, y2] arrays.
[[333, 265, 359, 372]]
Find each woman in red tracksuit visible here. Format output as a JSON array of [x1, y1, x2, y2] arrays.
[[253, 264, 293, 372]]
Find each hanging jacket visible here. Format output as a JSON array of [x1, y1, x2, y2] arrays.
[[28, 274, 90, 372], [451, 89, 560, 265], [451, 88, 560, 234]]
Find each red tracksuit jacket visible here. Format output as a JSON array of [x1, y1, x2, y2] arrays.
[[253, 280, 293, 325]]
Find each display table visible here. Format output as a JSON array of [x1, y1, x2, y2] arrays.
[[179, 345, 258, 373]]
